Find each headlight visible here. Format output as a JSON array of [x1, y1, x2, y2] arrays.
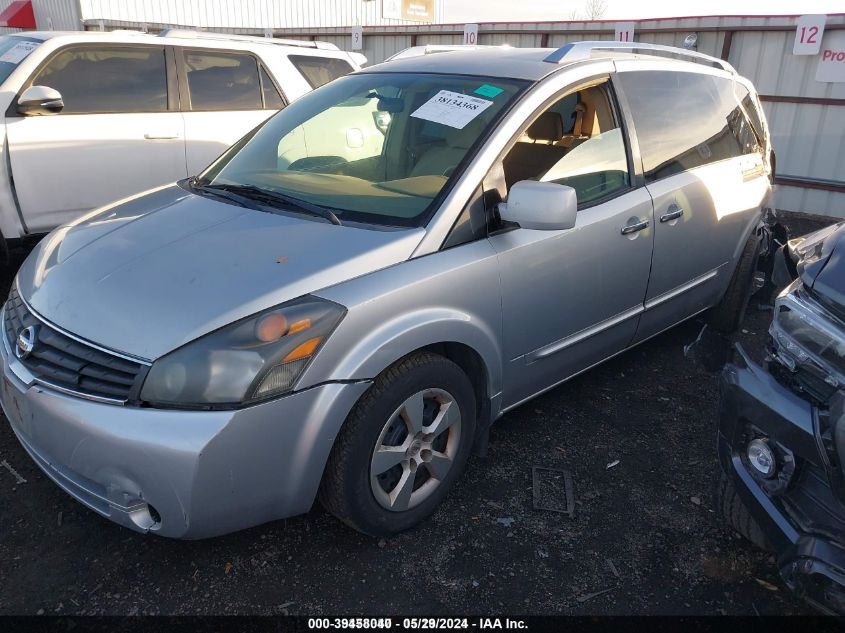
[[770, 279, 845, 389], [788, 222, 844, 262], [141, 297, 345, 407]]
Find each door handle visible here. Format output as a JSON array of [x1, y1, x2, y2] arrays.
[[659, 205, 684, 223], [144, 133, 179, 140], [621, 219, 649, 235]]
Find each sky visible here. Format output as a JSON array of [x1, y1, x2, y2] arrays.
[[442, 0, 845, 22]]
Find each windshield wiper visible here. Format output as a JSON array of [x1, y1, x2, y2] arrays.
[[199, 182, 342, 226], [188, 179, 264, 212]]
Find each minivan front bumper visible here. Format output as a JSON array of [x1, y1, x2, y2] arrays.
[[719, 345, 845, 613], [0, 331, 370, 539]]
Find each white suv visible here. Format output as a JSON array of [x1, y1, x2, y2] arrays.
[[0, 29, 364, 257]]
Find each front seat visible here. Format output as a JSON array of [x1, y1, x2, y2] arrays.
[[502, 112, 568, 188], [410, 117, 487, 178]]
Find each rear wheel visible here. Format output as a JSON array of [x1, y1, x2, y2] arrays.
[[715, 469, 770, 550], [707, 233, 762, 334], [319, 352, 476, 536]]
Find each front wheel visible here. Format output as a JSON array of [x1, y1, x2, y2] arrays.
[[319, 352, 477, 536]]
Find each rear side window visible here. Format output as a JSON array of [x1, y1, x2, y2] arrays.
[[31, 45, 167, 114], [736, 84, 766, 147], [289, 55, 353, 89], [183, 50, 262, 111], [617, 71, 759, 182]]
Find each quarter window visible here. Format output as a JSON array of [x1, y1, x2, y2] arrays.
[[260, 65, 285, 109], [183, 50, 262, 111], [736, 84, 766, 148], [502, 81, 630, 206], [289, 55, 353, 89], [30, 46, 167, 114], [617, 71, 760, 182]]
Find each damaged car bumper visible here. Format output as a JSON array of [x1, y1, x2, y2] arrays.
[[719, 344, 845, 613], [0, 321, 370, 539]]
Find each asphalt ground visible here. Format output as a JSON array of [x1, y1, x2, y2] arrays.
[[0, 212, 837, 615]]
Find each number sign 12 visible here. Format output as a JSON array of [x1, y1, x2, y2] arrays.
[[794, 14, 826, 55]]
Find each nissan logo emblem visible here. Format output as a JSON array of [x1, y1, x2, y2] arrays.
[[15, 325, 38, 360]]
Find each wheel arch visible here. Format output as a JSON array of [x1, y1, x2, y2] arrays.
[[300, 307, 503, 414]]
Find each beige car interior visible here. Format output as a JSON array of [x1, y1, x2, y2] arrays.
[[502, 82, 617, 190]]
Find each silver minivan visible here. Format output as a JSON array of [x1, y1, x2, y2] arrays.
[[0, 42, 773, 538]]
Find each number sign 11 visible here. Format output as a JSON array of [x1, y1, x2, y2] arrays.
[[794, 14, 826, 55]]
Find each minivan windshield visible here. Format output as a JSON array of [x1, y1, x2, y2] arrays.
[[0, 36, 42, 86], [198, 72, 529, 227]]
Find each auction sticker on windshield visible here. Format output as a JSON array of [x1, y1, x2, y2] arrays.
[[0, 41, 38, 64], [410, 90, 493, 129]]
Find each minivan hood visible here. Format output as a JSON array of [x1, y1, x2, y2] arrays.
[[16, 186, 424, 360]]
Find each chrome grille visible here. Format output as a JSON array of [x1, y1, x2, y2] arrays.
[[3, 285, 145, 403]]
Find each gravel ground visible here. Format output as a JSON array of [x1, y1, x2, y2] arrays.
[[0, 212, 837, 616]]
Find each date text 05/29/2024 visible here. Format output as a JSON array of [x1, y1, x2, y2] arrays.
[[307, 618, 528, 630]]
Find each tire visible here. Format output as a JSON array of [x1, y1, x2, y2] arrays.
[[707, 232, 762, 334], [319, 352, 477, 536], [715, 469, 770, 550]]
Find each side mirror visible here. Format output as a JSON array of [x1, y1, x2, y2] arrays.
[[498, 180, 577, 231], [17, 85, 64, 116]]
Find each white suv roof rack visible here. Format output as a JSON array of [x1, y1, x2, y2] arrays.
[[544, 40, 735, 73], [386, 44, 510, 61], [158, 29, 340, 51]]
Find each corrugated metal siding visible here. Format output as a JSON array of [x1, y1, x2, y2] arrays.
[[77, 0, 446, 29], [275, 15, 845, 218], [32, 0, 82, 30], [0, 0, 24, 35]]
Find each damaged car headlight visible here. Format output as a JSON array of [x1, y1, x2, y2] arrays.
[[140, 297, 345, 407], [789, 222, 843, 261], [770, 279, 845, 389]]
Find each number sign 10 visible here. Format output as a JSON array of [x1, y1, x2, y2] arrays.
[[463, 24, 478, 46], [794, 14, 826, 56]]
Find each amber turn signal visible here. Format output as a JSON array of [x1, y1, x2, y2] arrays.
[[283, 336, 323, 362]]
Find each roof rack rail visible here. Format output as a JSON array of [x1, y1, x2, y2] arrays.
[[158, 29, 339, 51], [544, 40, 735, 73]]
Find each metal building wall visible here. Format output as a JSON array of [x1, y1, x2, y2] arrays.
[[32, 0, 83, 30], [0, 0, 23, 34], [76, 0, 446, 30]]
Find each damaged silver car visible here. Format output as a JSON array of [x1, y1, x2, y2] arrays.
[[1, 42, 773, 538]]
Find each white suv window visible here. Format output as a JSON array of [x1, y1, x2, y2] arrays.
[[288, 55, 353, 89], [30, 45, 168, 114], [183, 50, 263, 111]]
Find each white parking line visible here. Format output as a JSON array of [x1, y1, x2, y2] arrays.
[[1, 459, 27, 484]]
